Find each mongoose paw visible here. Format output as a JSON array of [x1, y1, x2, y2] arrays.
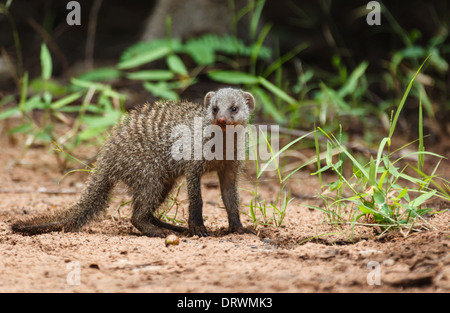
[[188, 225, 210, 237], [142, 227, 174, 238], [229, 225, 254, 235], [229, 225, 244, 234]]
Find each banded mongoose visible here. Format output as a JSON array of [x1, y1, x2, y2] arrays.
[[11, 88, 255, 237]]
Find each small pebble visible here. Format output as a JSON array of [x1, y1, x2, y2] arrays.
[[165, 234, 180, 247]]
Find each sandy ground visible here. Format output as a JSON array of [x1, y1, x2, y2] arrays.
[[0, 134, 449, 293]]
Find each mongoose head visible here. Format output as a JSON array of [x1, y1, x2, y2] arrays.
[[204, 88, 255, 128]]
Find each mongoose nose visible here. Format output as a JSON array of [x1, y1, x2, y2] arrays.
[[216, 117, 227, 125]]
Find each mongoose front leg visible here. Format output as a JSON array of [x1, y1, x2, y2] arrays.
[[218, 163, 244, 234], [186, 168, 209, 237]]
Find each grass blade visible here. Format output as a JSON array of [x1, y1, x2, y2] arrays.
[[258, 130, 314, 178], [117, 45, 170, 69], [208, 70, 259, 84], [167, 54, 188, 76], [418, 94, 424, 175], [50, 92, 83, 110], [40, 43, 52, 81], [314, 123, 323, 189], [258, 76, 297, 105], [410, 190, 437, 207], [389, 55, 430, 138]]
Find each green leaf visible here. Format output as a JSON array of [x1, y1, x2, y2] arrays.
[[326, 141, 333, 166], [338, 61, 368, 98], [263, 43, 308, 78], [328, 180, 343, 192], [410, 190, 437, 208], [126, 70, 174, 81], [70, 79, 126, 103], [77, 67, 122, 81], [310, 164, 332, 175], [333, 159, 343, 171], [387, 163, 400, 179], [19, 72, 29, 112], [29, 78, 68, 96], [429, 47, 448, 72], [0, 95, 15, 106], [369, 156, 376, 186], [143, 82, 179, 101], [250, 0, 266, 39], [120, 39, 182, 62], [258, 130, 314, 179], [71, 77, 103, 90], [185, 43, 215, 65], [258, 77, 297, 105], [418, 95, 424, 173], [7, 123, 32, 134], [78, 127, 107, 141], [167, 54, 188, 75], [183, 34, 271, 66], [36, 127, 53, 142], [375, 137, 390, 173], [337, 143, 369, 180], [398, 172, 425, 186], [50, 92, 83, 110], [253, 87, 285, 123], [377, 170, 388, 190], [389, 56, 429, 138], [208, 70, 259, 84], [0, 107, 20, 120], [379, 203, 391, 218], [396, 187, 409, 200], [373, 189, 385, 205], [250, 23, 272, 71], [23, 95, 47, 111], [358, 201, 385, 222], [358, 203, 376, 215], [40, 44, 52, 81], [43, 91, 52, 106], [117, 45, 170, 69], [188, 34, 271, 61], [80, 116, 116, 129]]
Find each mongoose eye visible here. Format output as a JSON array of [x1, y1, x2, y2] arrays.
[[213, 107, 218, 113], [231, 106, 238, 113]]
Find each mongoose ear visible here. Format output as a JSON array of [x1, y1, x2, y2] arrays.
[[243, 92, 255, 112], [204, 92, 215, 108]]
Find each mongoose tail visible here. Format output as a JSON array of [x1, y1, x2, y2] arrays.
[[11, 171, 113, 235], [11, 220, 65, 235]]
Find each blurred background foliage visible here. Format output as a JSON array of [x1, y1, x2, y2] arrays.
[[0, 0, 448, 155]]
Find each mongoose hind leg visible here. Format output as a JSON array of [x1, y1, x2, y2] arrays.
[[131, 199, 184, 237], [130, 181, 186, 237]]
